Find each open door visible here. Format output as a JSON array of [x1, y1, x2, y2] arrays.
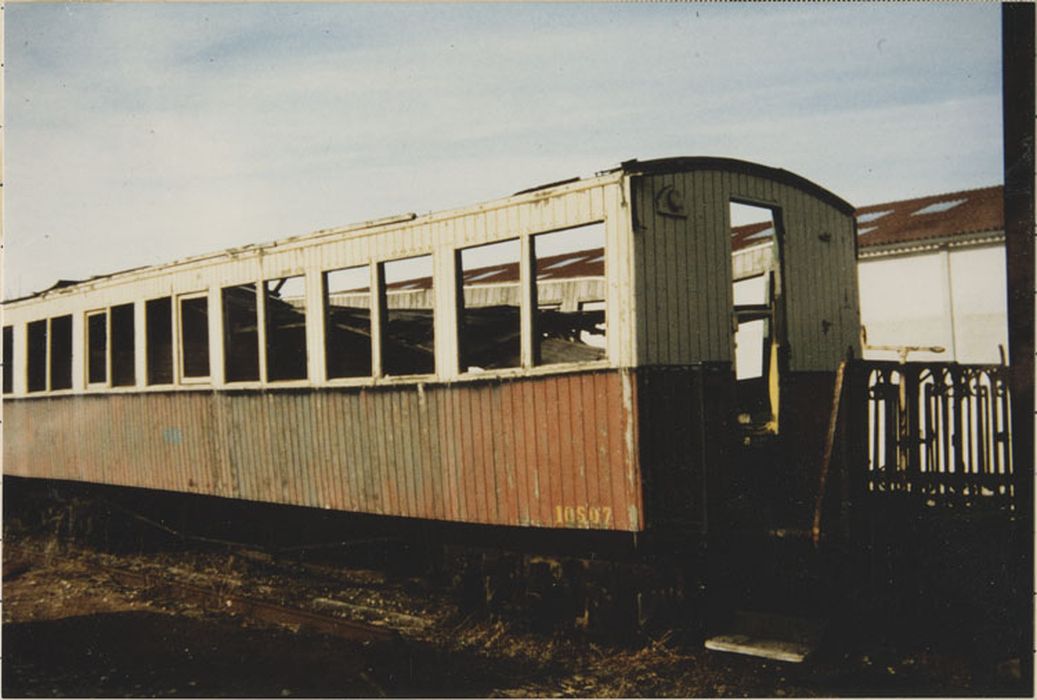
[[730, 201, 787, 435]]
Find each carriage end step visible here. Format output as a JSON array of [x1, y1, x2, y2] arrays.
[[705, 610, 826, 663]]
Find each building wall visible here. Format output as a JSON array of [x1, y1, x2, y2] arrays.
[[858, 243, 1008, 364]]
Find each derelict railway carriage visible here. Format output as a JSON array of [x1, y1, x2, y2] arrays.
[[3, 157, 860, 551]]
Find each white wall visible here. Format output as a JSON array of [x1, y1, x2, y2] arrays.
[[858, 243, 1007, 364]]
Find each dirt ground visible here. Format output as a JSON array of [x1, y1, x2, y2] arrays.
[[2, 528, 1028, 698]]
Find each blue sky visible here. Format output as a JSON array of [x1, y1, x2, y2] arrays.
[[5, 3, 1003, 298]]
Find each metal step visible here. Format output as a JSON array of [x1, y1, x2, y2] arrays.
[[705, 610, 827, 663]]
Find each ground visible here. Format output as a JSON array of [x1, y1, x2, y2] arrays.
[[2, 528, 1025, 698]]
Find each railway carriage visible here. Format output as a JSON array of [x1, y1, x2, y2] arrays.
[[3, 157, 861, 544]]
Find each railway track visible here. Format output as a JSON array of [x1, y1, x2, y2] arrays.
[[3, 541, 418, 644], [107, 567, 397, 643]]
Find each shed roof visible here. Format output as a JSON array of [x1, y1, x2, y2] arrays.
[[853, 184, 1003, 251], [731, 184, 1004, 254]]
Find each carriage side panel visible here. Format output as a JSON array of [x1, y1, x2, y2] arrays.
[[3, 369, 645, 532]]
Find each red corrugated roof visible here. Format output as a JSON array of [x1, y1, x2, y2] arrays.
[[853, 184, 1003, 249], [731, 185, 1003, 253]]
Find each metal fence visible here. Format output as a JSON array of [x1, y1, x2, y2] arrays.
[[854, 361, 1014, 510]]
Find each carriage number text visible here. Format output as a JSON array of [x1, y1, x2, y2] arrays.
[[554, 505, 612, 527]]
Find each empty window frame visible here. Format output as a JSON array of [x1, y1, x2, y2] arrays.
[[3, 325, 13, 394], [26, 320, 47, 392], [532, 223, 606, 365], [146, 297, 174, 385], [264, 275, 307, 381], [111, 303, 136, 387], [380, 255, 435, 376], [457, 239, 521, 372], [179, 294, 210, 380], [222, 283, 260, 382], [49, 315, 73, 391], [86, 310, 108, 385], [324, 265, 372, 379]]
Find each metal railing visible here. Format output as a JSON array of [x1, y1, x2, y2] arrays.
[[854, 361, 1014, 510]]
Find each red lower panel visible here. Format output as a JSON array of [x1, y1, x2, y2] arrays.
[[4, 370, 645, 532]]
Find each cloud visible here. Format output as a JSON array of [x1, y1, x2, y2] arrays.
[[4, 2, 1003, 298]]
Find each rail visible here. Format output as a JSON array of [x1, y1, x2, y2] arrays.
[[850, 361, 1014, 510]]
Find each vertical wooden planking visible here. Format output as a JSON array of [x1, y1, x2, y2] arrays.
[[559, 374, 580, 517], [673, 172, 691, 363], [480, 385, 501, 523], [424, 386, 443, 521], [666, 172, 684, 363], [396, 389, 416, 517], [7, 368, 651, 532], [339, 390, 360, 511], [459, 385, 482, 523], [414, 388, 434, 520], [495, 383, 515, 523], [802, 186, 825, 369], [385, 390, 405, 516], [352, 390, 375, 513], [635, 177, 656, 365], [593, 373, 617, 526], [299, 393, 320, 507], [579, 374, 598, 515], [509, 379, 530, 525], [451, 386, 470, 522]]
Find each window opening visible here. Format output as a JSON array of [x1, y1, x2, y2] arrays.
[[458, 239, 520, 372], [730, 201, 782, 425], [264, 275, 307, 381], [49, 315, 73, 390], [111, 303, 136, 387], [3, 326, 13, 394], [381, 255, 435, 376], [87, 310, 108, 385], [179, 295, 210, 379], [324, 266, 372, 379], [222, 283, 259, 382], [532, 222, 606, 365], [146, 297, 174, 385], [27, 320, 47, 392]]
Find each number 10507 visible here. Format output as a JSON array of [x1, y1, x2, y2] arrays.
[[554, 504, 612, 527]]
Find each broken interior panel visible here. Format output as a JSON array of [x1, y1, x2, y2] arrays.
[[730, 201, 782, 425], [179, 295, 210, 379], [26, 320, 47, 393], [87, 310, 108, 385], [324, 265, 372, 379], [3, 325, 13, 394], [146, 297, 174, 385], [458, 239, 521, 371], [533, 223, 606, 365], [49, 315, 73, 391], [381, 255, 435, 376], [111, 303, 136, 387], [264, 275, 307, 381], [223, 284, 260, 382]]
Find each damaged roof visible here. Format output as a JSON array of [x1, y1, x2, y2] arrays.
[[10, 178, 1005, 303]]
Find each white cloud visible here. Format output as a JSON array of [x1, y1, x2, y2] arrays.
[[4, 2, 1003, 298]]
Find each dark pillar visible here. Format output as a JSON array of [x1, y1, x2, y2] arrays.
[[1001, 2, 1033, 686]]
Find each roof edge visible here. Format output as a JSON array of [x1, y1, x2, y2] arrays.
[[617, 157, 855, 216]]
